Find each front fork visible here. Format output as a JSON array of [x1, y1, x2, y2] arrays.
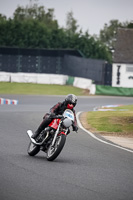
[[51, 122, 68, 147], [51, 122, 61, 146]]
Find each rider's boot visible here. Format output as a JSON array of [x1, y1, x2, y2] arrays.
[[32, 118, 52, 140], [31, 127, 42, 139]]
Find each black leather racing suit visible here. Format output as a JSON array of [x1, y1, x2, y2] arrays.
[[33, 101, 78, 139]]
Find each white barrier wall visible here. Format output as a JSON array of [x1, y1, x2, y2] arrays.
[[112, 63, 133, 88], [37, 74, 68, 85], [11, 73, 37, 83], [73, 77, 95, 94], [73, 77, 92, 89], [0, 72, 10, 82], [0, 72, 68, 85]]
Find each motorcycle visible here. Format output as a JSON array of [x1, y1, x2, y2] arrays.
[[27, 109, 75, 161]]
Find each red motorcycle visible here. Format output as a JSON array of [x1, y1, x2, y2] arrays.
[[27, 109, 75, 161]]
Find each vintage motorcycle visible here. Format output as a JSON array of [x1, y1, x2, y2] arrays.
[[27, 109, 75, 161]]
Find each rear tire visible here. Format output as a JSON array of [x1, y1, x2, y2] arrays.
[[46, 134, 66, 161], [27, 141, 40, 156]]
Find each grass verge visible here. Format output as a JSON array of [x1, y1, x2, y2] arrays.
[[0, 82, 89, 96], [86, 105, 133, 137]]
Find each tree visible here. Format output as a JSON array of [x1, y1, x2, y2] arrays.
[[13, 3, 58, 29], [0, 14, 7, 21], [127, 22, 133, 28], [0, 2, 113, 62], [99, 20, 125, 50], [65, 11, 79, 36]]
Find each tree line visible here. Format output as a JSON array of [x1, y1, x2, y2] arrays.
[[0, 2, 132, 63]]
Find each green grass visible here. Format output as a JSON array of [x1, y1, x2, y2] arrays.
[[87, 105, 133, 136], [0, 82, 89, 96]]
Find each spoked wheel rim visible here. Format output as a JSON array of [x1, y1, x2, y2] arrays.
[[47, 135, 62, 158]]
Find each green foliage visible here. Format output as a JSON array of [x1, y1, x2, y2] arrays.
[[65, 11, 79, 36], [127, 22, 133, 28], [13, 4, 58, 29], [1, 3, 131, 63]]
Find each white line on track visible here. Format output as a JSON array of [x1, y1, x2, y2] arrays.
[[77, 111, 133, 154]]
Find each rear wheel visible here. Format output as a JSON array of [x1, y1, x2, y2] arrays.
[[27, 141, 40, 156], [46, 134, 66, 161]]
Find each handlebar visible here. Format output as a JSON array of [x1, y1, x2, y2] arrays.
[[50, 114, 63, 119], [54, 115, 63, 119]]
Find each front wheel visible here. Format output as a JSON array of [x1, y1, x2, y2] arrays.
[[27, 141, 40, 156], [46, 134, 66, 161]]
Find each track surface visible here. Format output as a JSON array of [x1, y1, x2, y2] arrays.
[[0, 95, 133, 200]]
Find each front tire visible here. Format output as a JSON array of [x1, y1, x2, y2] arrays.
[[27, 141, 40, 156], [46, 134, 66, 161]]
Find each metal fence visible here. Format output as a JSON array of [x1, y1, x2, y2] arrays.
[[62, 55, 106, 84], [0, 47, 112, 85]]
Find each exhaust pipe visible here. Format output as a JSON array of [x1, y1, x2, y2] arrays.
[[27, 130, 49, 146]]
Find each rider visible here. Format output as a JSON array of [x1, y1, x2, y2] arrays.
[[32, 94, 78, 140]]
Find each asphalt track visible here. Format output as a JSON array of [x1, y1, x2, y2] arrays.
[[0, 94, 133, 200]]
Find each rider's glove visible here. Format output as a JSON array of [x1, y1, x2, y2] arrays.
[[72, 125, 78, 132]]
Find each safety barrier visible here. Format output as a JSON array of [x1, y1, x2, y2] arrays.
[[96, 85, 133, 97]]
